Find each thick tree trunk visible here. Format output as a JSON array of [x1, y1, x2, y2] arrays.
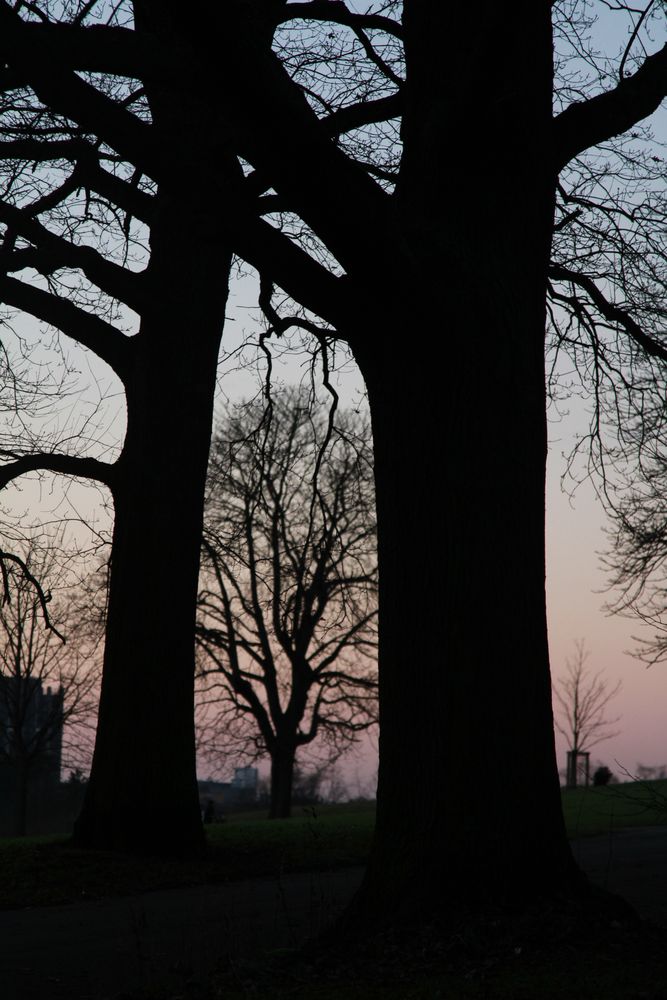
[[73, 150, 232, 853], [268, 745, 295, 819], [345, 7, 582, 921], [351, 332, 580, 915], [73, 337, 225, 854]]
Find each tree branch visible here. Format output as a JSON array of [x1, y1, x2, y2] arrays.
[[0, 141, 156, 224], [351, 25, 403, 89], [553, 42, 667, 172], [0, 451, 116, 491], [0, 549, 64, 640], [276, 2, 403, 40], [0, 274, 132, 382], [321, 92, 402, 138], [0, 5, 157, 177], [222, 27, 393, 279], [79, 164, 155, 226], [0, 138, 90, 161], [233, 217, 351, 330], [549, 264, 667, 364], [0, 10, 173, 78], [0, 200, 146, 313]]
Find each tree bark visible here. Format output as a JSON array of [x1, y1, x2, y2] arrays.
[[73, 164, 232, 855], [342, 6, 583, 921], [268, 743, 295, 819]]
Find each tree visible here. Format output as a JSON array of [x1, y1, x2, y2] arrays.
[[0, 1, 234, 854], [1, 0, 667, 923], [0, 537, 98, 835], [196, 389, 377, 819], [593, 765, 613, 786], [553, 640, 622, 789]]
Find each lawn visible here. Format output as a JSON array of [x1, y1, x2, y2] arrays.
[[1, 783, 666, 912], [0, 801, 375, 910], [561, 777, 667, 837]]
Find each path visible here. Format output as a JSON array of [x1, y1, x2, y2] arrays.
[[571, 824, 667, 927], [1, 867, 364, 1000]]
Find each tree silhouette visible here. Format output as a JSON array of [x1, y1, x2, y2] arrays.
[[196, 390, 377, 818], [1, 2, 667, 926], [553, 640, 622, 788]]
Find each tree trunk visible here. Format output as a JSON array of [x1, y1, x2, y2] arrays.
[[269, 744, 295, 819], [14, 760, 28, 837], [344, 6, 582, 921], [73, 150, 232, 853]]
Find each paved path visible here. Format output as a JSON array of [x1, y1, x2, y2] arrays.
[[3, 827, 667, 1000], [571, 824, 667, 927], [1, 867, 365, 1000]]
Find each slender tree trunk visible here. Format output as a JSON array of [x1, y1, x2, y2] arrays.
[[269, 744, 295, 819], [14, 759, 28, 837], [345, 7, 582, 921], [73, 157, 232, 853]]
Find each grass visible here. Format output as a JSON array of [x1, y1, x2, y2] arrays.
[[1, 782, 666, 913], [562, 777, 667, 837], [0, 801, 375, 910]]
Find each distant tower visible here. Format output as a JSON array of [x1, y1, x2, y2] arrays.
[[231, 765, 258, 803]]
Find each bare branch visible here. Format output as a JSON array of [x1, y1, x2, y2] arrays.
[[0, 275, 132, 382], [0, 451, 116, 491], [276, 2, 403, 40], [549, 264, 667, 364], [0, 199, 147, 313], [553, 41, 667, 172]]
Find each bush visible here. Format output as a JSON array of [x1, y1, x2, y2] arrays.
[[593, 766, 613, 787]]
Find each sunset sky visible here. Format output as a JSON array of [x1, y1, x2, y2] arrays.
[[546, 414, 667, 783]]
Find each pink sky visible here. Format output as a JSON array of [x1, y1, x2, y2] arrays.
[[546, 421, 667, 781]]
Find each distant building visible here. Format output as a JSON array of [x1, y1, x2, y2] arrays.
[[231, 765, 258, 795], [198, 765, 259, 816], [0, 677, 64, 785]]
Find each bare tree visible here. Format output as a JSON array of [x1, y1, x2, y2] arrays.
[[553, 640, 622, 789], [196, 389, 377, 819], [0, 536, 98, 835]]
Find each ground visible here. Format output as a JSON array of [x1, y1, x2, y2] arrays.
[[3, 787, 667, 999]]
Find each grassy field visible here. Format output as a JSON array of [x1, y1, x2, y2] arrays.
[[0, 801, 375, 909], [561, 777, 667, 836], [1, 782, 667, 912]]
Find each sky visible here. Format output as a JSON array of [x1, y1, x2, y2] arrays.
[[546, 410, 667, 782]]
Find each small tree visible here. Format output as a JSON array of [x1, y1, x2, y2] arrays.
[[553, 640, 622, 789], [592, 765, 613, 787], [196, 389, 377, 819], [0, 539, 98, 835]]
